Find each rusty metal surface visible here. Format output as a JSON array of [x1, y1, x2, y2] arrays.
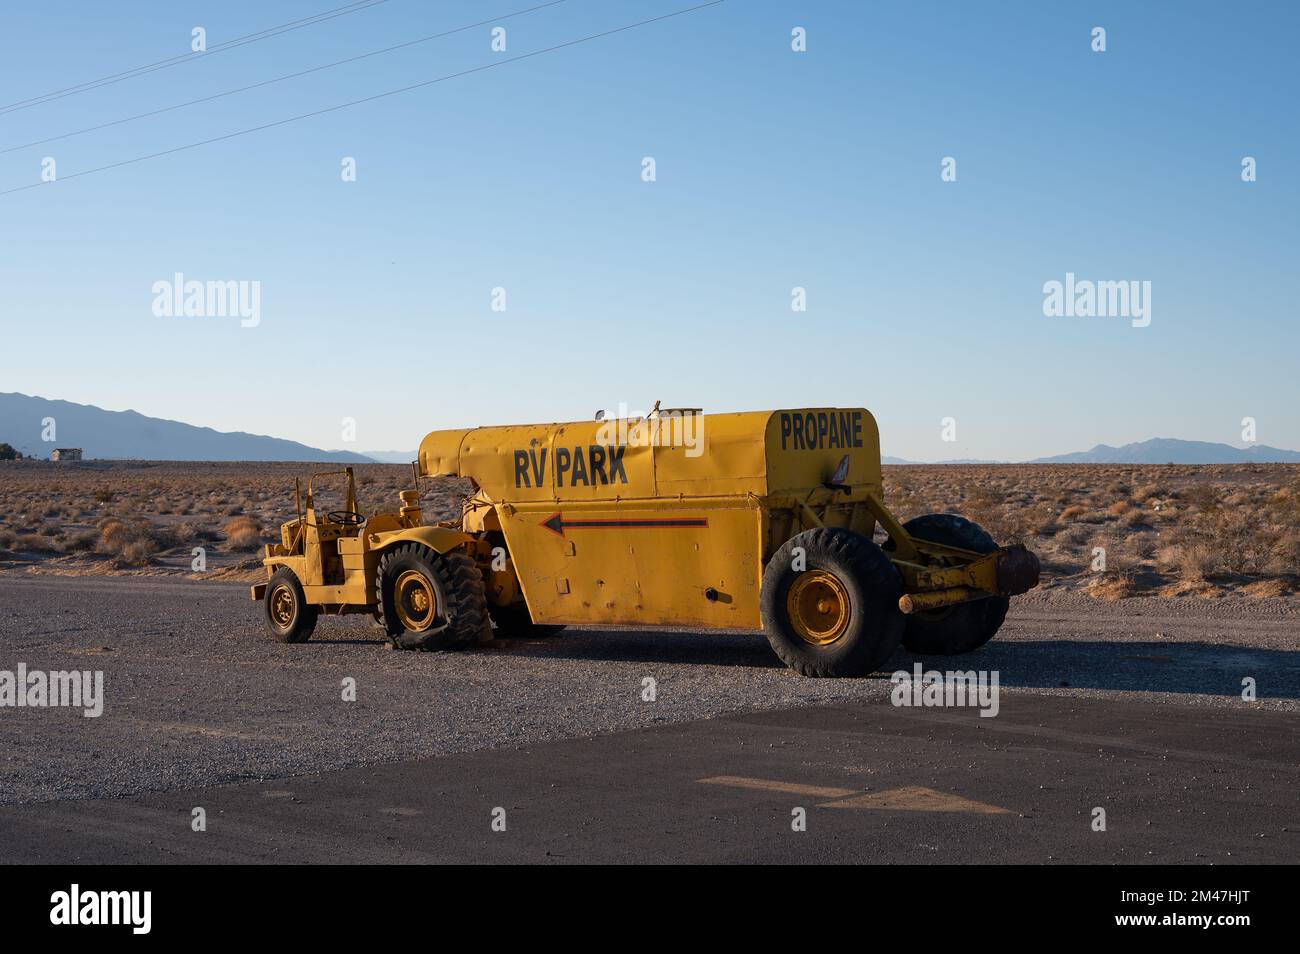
[[899, 586, 985, 614], [995, 544, 1041, 596]]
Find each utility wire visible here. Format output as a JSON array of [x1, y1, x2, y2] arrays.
[[0, 0, 391, 116], [0, 1, 725, 199], [1, 1, 567, 155]]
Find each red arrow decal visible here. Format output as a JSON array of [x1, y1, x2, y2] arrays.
[[541, 512, 708, 537]]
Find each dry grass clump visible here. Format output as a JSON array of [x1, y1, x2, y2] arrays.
[[1120, 507, 1151, 528], [222, 516, 263, 552], [97, 518, 130, 554], [117, 539, 158, 566], [177, 520, 220, 543], [94, 517, 167, 566], [14, 533, 59, 552], [1242, 578, 1292, 598], [1133, 482, 1166, 502], [59, 531, 99, 553], [1156, 542, 1216, 581]]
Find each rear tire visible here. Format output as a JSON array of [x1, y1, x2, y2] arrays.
[[760, 528, 905, 677], [488, 602, 565, 639], [264, 568, 317, 644], [376, 544, 488, 651], [886, 514, 1009, 655]]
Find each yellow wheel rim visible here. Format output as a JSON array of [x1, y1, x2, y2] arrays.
[[270, 584, 296, 628], [394, 569, 438, 632], [787, 570, 851, 646]]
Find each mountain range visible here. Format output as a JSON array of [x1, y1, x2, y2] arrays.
[[2, 393, 1298, 465], [1028, 438, 1300, 464], [0, 392, 374, 463], [885, 438, 1300, 464]]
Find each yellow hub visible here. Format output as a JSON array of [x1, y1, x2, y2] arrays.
[[786, 570, 851, 646], [394, 569, 438, 632], [270, 584, 296, 628]]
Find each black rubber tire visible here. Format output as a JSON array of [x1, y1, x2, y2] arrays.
[[264, 567, 318, 644], [760, 528, 905, 677], [488, 602, 566, 639], [886, 514, 1009, 655], [481, 531, 564, 638], [376, 543, 488, 651]]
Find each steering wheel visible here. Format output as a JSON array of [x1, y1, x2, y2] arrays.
[[326, 510, 365, 527]]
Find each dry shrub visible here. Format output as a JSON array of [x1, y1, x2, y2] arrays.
[[1059, 505, 1087, 521], [1120, 508, 1152, 529], [178, 520, 219, 542], [1086, 575, 1137, 601], [1209, 510, 1275, 575], [98, 519, 129, 554], [1032, 512, 1061, 536], [1107, 500, 1131, 516], [223, 516, 263, 552], [1090, 533, 1139, 575], [151, 524, 180, 550], [1183, 483, 1219, 512], [1266, 532, 1300, 576], [1157, 542, 1217, 581], [1242, 578, 1291, 598], [1134, 482, 1166, 502], [1128, 534, 1158, 560], [15, 533, 58, 552], [59, 531, 98, 553], [116, 538, 156, 567], [97, 517, 170, 560]]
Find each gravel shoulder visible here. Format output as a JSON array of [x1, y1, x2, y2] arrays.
[[0, 573, 1296, 806]]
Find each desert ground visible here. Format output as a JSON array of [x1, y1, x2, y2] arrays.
[[1, 460, 1296, 601]]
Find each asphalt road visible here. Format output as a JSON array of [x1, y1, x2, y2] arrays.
[[0, 573, 1296, 863], [2, 692, 1296, 863]]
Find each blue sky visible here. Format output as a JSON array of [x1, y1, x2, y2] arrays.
[[1, 0, 1295, 461]]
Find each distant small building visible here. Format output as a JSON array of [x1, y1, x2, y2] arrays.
[[51, 448, 83, 462]]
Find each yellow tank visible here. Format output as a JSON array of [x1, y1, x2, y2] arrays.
[[419, 409, 886, 631]]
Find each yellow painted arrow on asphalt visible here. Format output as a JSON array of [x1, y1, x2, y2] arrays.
[[818, 784, 1011, 814], [698, 776, 1011, 815]]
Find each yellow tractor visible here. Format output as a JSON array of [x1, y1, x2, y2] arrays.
[[253, 407, 1040, 676], [250, 468, 487, 649]]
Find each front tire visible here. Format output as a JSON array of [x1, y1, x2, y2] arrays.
[[376, 544, 488, 651], [760, 528, 905, 677], [264, 568, 318, 643], [886, 514, 1009, 655]]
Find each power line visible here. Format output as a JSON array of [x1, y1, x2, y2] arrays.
[[1, 1, 568, 156], [0, 1, 725, 199], [0, 0, 391, 116]]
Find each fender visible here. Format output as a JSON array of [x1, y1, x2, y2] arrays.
[[369, 524, 474, 556]]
